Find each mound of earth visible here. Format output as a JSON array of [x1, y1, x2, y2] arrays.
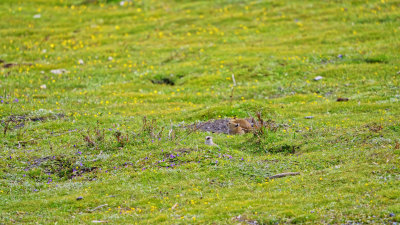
[[193, 118, 254, 134], [192, 118, 280, 134]]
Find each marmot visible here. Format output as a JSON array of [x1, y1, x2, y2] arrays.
[[227, 121, 245, 134], [205, 136, 218, 146], [228, 118, 252, 134]]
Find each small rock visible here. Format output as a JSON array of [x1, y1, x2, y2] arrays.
[[40, 84, 47, 89], [50, 69, 68, 74], [33, 14, 41, 19], [305, 116, 314, 119], [314, 76, 323, 81], [78, 59, 84, 65], [76, 196, 83, 200], [42, 49, 47, 53], [389, 213, 395, 217], [108, 56, 113, 61]]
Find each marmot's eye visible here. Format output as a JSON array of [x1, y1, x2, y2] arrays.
[[235, 124, 239, 127]]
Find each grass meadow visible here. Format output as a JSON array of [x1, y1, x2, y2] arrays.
[[0, 0, 400, 224]]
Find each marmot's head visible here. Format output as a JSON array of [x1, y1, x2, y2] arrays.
[[205, 136, 215, 145], [227, 120, 239, 128]]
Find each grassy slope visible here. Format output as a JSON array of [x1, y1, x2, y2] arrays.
[[0, 0, 399, 224]]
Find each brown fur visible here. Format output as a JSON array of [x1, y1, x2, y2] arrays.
[[229, 118, 252, 133], [227, 121, 245, 135], [232, 119, 252, 132]]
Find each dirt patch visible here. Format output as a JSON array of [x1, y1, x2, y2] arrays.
[[1, 113, 65, 130], [26, 155, 96, 180], [26, 156, 53, 169], [193, 118, 279, 134], [3, 63, 16, 68], [365, 123, 383, 133], [1, 61, 33, 68], [194, 118, 231, 134], [8, 113, 65, 122]]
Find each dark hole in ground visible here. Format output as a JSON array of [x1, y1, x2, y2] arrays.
[[337, 97, 349, 102], [267, 144, 300, 154], [151, 78, 175, 85]]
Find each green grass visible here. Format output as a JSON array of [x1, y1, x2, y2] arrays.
[[1, 0, 399, 223]]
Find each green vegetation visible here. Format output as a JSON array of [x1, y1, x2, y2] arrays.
[[1, 0, 399, 223]]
